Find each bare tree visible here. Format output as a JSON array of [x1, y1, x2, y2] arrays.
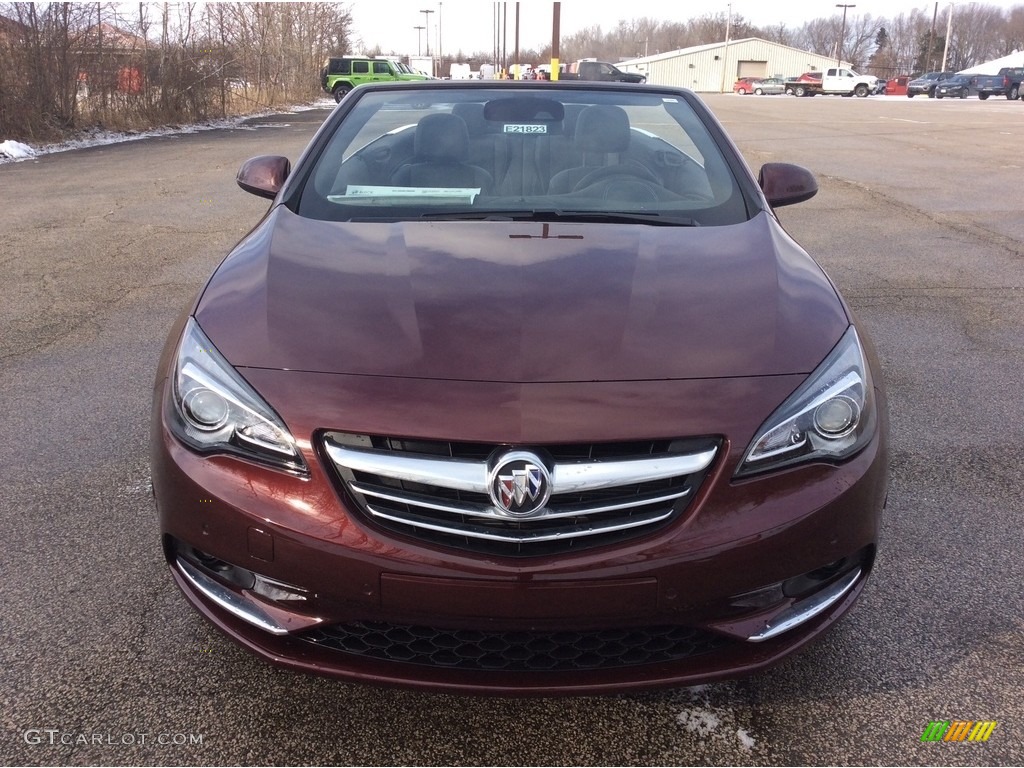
[[0, 1, 352, 140]]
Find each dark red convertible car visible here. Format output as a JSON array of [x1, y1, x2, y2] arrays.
[[151, 80, 888, 695]]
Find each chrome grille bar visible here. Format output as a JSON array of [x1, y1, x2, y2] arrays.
[[351, 480, 691, 521], [553, 449, 716, 492], [327, 445, 488, 493], [366, 504, 676, 543], [327, 442, 716, 494], [324, 435, 718, 552]]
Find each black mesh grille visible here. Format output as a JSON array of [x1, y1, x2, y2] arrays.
[[301, 621, 728, 672]]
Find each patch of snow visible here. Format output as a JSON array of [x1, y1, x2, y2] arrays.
[[673, 683, 757, 752], [0, 140, 36, 159], [0, 100, 332, 164], [117, 475, 153, 498], [289, 98, 336, 112], [676, 708, 721, 737], [737, 728, 757, 750]]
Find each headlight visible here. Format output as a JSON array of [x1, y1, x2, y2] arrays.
[[735, 326, 876, 477], [169, 318, 307, 474]]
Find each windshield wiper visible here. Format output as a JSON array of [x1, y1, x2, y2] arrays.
[[416, 209, 698, 226]]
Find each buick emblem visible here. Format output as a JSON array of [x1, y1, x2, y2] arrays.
[[487, 450, 552, 518]]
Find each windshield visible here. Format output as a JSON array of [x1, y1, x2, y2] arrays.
[[298, 86, 750, 226]]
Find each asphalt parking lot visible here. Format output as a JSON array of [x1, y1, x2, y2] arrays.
[[1, 93, 1021, 766]]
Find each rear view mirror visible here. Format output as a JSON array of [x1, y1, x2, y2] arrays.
[[482, 97, 565, 134], [758, 162, 818, 208], [236, 155, 290, 199]]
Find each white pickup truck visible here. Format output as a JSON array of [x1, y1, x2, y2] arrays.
[[785, 68, 879, 98]]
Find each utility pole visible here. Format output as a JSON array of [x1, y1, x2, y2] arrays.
[[927, 1, 938, 71], [550, 1, 560, 81], [719, 3, 732, 93], [836, 4, 855, 67], [941, 3, 953, 72], [513, 1, 520, 79]]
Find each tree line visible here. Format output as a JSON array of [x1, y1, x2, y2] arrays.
[[0, 2, 352, 141], [426, 3, 1024, 78], [5, 2, 1024, 143]]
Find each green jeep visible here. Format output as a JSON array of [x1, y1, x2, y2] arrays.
[[321, 57, 428, 102]]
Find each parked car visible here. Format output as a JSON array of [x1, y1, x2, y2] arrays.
[[752, 77, 786, 95], [934, 74, 975, 99], [733, 76, 760, 94], [906, 71, 956, 98], [321, 56, 427, 101], [559, 59, 646, 83], [784, 67, 879, 97], [152, 80, 889, 695], [973, 67, 1024, 100], [884, 75, 911, 96]]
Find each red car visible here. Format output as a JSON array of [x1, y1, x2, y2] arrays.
[[733, 76, 760, 94], [152, 81, 889, 695]]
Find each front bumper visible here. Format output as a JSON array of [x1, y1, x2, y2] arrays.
[[151, 372, 888, 695]]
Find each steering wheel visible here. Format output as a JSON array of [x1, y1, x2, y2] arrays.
[[572, 164, 662, 192]]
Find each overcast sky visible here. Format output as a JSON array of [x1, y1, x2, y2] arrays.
[[349, 0, 1023, 57]]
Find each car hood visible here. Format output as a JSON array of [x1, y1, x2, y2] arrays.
[[195, 208, 848, 383]]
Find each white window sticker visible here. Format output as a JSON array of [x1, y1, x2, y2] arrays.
[[503, 124, 548, 134], [329, 186, 480, 204]]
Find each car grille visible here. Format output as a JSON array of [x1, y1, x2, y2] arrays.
[[322, 433, 719, 556], [301, 621, 727, 672]]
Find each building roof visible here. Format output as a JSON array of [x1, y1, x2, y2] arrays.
[[0, 13, 29, 41], [74, 22, 149, 51], [619, 37, 847, 68], [958, 50, 1024, 75]]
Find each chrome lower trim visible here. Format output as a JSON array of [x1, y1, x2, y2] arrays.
[[746, 567, 862, 642], [176, 557, 289, 636]]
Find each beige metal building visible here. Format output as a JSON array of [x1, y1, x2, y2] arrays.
[[618, 38, 848, 92]]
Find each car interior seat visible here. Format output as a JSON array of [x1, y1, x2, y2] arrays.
[[548, 105, 639, 194], [389, 113, 493, 191]]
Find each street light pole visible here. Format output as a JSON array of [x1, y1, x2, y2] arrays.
[[414, 25, 425, 57], [836, 4, 855, 67], [421, 8, 434, 58], [719, 3, 732, 93]]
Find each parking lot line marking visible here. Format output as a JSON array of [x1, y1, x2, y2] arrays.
[[879, 117, 928, 124]]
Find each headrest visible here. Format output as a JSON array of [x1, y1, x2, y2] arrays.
[[574, 105, 630, 153], [562, 103, 586, 138], [451, 103, 488, 137], [414, 113, 469, 162]]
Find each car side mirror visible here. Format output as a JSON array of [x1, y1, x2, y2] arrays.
[[236, 155, 291, 199], [758, 162, 818, 208]]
